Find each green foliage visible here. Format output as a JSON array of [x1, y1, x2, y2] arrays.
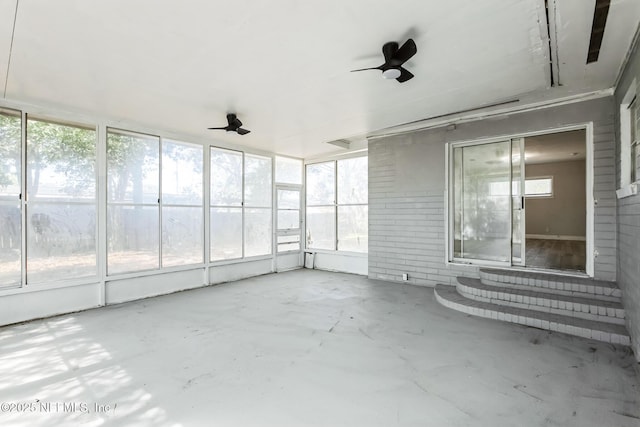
[[0, 113, 21, 192], [27, 120, 96, 197]]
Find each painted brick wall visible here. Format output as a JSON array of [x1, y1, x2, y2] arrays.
[[614, 37, 640, 359], [369, 96, 617, 288]]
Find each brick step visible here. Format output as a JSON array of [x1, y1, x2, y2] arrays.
[[457, 277, 625, 325], [479, 268, 622, 301], [434, 284, 630, 345]]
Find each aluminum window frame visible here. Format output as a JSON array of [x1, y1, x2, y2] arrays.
[[304, 156, 368, 254], [209, 146, 273, 262]]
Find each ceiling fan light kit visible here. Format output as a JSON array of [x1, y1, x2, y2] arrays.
[[382, 68, 402, 79]]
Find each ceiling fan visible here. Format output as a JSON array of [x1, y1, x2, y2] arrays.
[[351, 38, 417, 83], [208, 113, 251, 135]]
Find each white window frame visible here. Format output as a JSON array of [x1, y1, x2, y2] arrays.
[[525, 176, 554, 198], [209, 146, 273, 263], [618, 80, 639, 198], [161, 139, 205, 267], [305, 155, 368, 254]]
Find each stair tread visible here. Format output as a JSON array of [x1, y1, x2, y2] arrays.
[[479, 268, 619, 289], [457, 277, 623, 309], [435, 284, 629, 337]]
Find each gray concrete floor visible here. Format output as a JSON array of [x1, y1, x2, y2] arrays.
[[0, 269, 638, 427]]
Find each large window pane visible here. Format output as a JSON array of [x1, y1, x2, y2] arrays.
[[108, 205, 159, 274], [453, 142, 511, 262], [245, 154, 272, 207], [338, 157, 368, 204], [27, 119, 96, 201], [162, 206, 203, 267], [0, 109, 21, 200], [306, 206, 335, 250], [306, 162, 335, 205], [277, 189, 300, 209], [107, 130, 159, 204], [210, 207, 242, 261], [0, 203, 20, 286], [245, 208, 271, 257], [275, 156, 302, 184], [338, 205, 368, 253], [27, 204, 96, 283], [211, 148, 242, 206], [162, 141, 203, 205]]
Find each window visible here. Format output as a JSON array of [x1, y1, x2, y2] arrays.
[[0, 109, 22, 287], [275, 156, 302, 253], [162, 140, 204, 266], [630, 97, 639, 183], [275, 156, 302, 185], [306, 162, 336, 250], [107, 129, 160, 274], [488, 177, 553, 198], [210, 148, 272, 261], [337, 157, 368, 252], [525, 177, 553, 198], [26, 117, 97, 283], [305, 157, 368, 253], [244, 154, 272, 257], [619, 82, 640, 196]]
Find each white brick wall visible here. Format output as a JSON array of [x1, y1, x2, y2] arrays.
[[369, 97, 617, 289], [617, 196, 640, 357], [614, 37, 640, 359]]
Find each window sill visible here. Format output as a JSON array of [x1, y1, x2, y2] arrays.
[[616, 183, 638, 199]]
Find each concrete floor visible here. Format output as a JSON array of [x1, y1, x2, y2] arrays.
[[0, 269, 638, 427]]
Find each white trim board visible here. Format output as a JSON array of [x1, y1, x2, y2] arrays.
[[526, 234, 586, 241]]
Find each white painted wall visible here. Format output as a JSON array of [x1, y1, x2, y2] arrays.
[[106, 269, 207, 305], [209, 258, 274, 285], [0, 283, 101, 326], [306, 251, 368, 276]]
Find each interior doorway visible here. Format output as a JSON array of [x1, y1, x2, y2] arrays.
[[449, 128, 588, 274], [523, 129, 586, 272]]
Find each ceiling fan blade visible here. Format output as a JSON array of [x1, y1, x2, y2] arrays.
[[231, 117, 243, 129], [237, 128, 251, 135], [350, 66, 383, 73], [396, 67, 414, 83], [207, 126, 227, 130], [226, 113, 237, 126], [392, 38, 417, 65], [381, 41, 399, 64]]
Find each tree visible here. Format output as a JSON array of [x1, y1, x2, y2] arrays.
[[0, 112, 21, 193]]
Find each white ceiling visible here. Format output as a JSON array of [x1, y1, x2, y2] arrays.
[[1, 0, 639, 158]]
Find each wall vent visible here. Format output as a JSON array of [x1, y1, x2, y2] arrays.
[[326, 139, 350, 149]]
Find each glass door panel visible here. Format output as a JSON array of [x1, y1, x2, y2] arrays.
[[276, 187, 301, 253], [511, 138, 525, 266], [452, 140, 512, 263]]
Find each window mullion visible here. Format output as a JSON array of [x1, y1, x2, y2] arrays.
[[20, 110, 27, 287], [158, 138, 163, 269]]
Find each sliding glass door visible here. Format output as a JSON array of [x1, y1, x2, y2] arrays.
[[451, 139, 525, 265]]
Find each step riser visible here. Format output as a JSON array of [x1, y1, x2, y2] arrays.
[[479, 277, 622, 302], [435, 286, 631, 346], [479, 270, 622, 299], [457, 285, 626, 325]]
